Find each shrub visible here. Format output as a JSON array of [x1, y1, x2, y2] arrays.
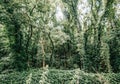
[[0, 69, 120, 84]]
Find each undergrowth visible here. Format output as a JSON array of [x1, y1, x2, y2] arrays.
[[0, 68, 120, 84]]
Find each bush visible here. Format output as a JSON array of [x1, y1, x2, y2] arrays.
[[0, 68, 120, 84]]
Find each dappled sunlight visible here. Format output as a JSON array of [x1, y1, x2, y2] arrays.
[[0, 0, 120, 83]]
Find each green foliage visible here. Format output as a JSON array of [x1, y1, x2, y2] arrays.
[[108, 19, 120, 72], [0, 0, 51, 70], [0, 0, 119, 74], [0, 24, 12, 72], [0, 69, 120, 84]]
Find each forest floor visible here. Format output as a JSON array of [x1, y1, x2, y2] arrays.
[[0, 68, 120, 84]]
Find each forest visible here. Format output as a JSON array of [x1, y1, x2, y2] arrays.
[[0, 0, 120, 84]]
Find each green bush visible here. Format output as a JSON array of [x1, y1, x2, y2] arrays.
[[0, 69, 120, 84]]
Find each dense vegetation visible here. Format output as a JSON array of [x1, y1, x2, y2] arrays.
[[0, 0, 120, 83], [0, 68, 120, 84]]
